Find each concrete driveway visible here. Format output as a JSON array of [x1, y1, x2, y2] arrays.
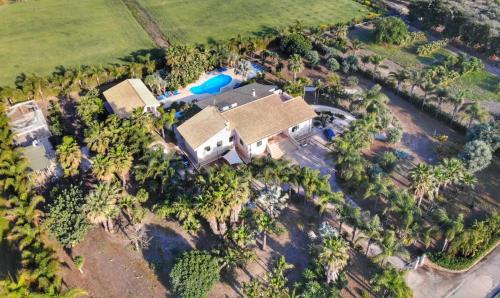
[[407, 247, 500, 298]]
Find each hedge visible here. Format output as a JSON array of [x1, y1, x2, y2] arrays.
[[428, 239, 499, 270]]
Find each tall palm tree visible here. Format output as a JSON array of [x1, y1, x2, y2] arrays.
[[364, 175, 392, 209], [84, 180, 122, 233], [431, 88, 449, 115], [409, 70, 426, 96], [109, 145, 133, 187], [349, 39, 363, 55], [371, 267, 412, 298], [389, 69, 410, 93], [449, 91, 466, 123], [91, 154, 114, 181], [370, 55, 385, 78], [318, 236, 350, 283], [435, 209, 464, 251], [459, 102, 490, 129], [420, 82, 435, 109], [374, 230, 408, 265], [56, 136, 81, 177], [347, 207, 363, 243], [318, 191, 344, 214], [288, 54, 304, 81], [236, 59, 253, 81], [409, 163, 435, 207], [359, 214, 382, 256], [388, 190, 421, 238], [255, 212, 276, 251], [84, 121, 110, 154]]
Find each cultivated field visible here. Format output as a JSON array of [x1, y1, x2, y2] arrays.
[[0, 0, 154, 86], [138, 0, 370, 44]]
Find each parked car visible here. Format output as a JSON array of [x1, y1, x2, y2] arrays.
[[323, 128, 335, 141]]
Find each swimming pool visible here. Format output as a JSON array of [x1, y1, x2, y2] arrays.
[[190, 74, 232, 95]]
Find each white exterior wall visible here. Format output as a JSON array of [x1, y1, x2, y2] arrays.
[[194, 126, 233, 164], [247, 137, 268, 158], [288, 119, 312, 138]]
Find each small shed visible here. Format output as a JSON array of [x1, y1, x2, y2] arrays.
[[103, 79, 160, 118]]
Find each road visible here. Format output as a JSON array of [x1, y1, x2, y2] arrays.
[[407, 247, 500, 298]]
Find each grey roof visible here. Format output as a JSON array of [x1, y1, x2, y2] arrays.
[[196, 83, 277, 110], [22, 143, 54, 172]]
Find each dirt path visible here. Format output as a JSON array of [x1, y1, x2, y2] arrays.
[[120, 0, 169, 48]]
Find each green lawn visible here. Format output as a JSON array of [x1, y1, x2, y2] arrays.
[[138, 0, 370, 44], [0, 0, 154, 86], [451, 70, 500, 102]]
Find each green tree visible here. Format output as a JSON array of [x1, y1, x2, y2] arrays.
[[466, 122, 500, 152], [170, 250, 220, 298], [370, 55, 385, 78], [255, 212, 278, 251], [371, 267, 412, 298], [76, 94, 104, 126], [435, 209, 464, 252], [45, 185, 89, 247], [280, 33, 313, 56], [374, 17, 409, 45], [359, 214, 382, 256], [243, 256, 294, 298], [459, 102, 490, 129], [73, 256, 85, 274], [56, 136, 81, 177], [459, 140, 492, 173], [374, 230, 408, 265], [389, 69, 410, 93], [83, 180, 122, 233], [326, 58, 340, 71], [305, 50, 320, 68], [109, 144, 133, 187]]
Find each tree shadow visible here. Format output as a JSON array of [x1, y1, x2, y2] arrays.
[[119, 48, 164, 63]]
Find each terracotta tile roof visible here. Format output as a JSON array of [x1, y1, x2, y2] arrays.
[[222, 94, 317, 144], [103, 79, 160, 118], [177, 106, 228, 149]]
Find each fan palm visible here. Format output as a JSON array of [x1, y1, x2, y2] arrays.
[[431, 88, 449, 115], [389, 69, 410, 93], [83, 181, 122, 233], [288, 54, 304, 81], [459, 102, 490, 129], [435, 209, 464, 251], [409, 163, 435, 207], [419, 82, 435, 109], [109, 145, 133, 187], [358, 214, 382, 256], [449, 90, 466, 123], [318, 236, 350, 283], [371, 267, 412, 298], [374, 230, 408, 265], [56, 136, 81, 177]]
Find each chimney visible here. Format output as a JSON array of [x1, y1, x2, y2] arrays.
[[252, 89, 256, 97]]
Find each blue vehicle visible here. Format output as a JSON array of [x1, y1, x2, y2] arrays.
[[323, 128, 335, 141]]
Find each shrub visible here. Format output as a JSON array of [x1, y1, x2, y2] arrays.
[[459, 140, 492, 173], [416, 39, 448, 56], [45, 185, 89, 247], [346, 76, 359, 87], [378, 151, 399, 172], [280, 33, 313, 56], [374, 16, 409, 45], [326, 57, 340, 71], [341, 55, 359, 74], [466, 122, 500, 152], [305, 50, 320, 68], [386, 126, 403, 143], [170, 250, 220, 298]]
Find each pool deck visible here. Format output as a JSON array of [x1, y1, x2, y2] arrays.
[[161, 68, 246, 107]]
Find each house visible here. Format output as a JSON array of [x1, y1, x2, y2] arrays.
[[103, 79, 160, 118], [7, 101, 59, 178], [176, 83, 317, 167]]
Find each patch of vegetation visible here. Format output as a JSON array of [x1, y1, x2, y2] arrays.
[[0, 0, 154, 85], [137, 0, 370, 44]]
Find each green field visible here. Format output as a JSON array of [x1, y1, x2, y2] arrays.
[[0, 0, 154, 86], [351, 28, 500, 102], [138, 0, 370, 44]]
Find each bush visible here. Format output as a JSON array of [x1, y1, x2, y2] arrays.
[[280, 33, 313, 56], [459, 140, 492, 173], [386, 126, 403, 143], [416, 39, 448, 56], [374, 16, 409, 45], [466, 122, 500, 152], [346, 76, 359, 87], [45, 185, 89, 247], [170, 250, 220, 298], [378, 151, 399, 172], [341, 55, 359, 74], [305, 50, 320, 68], [326, 57, 340, 71]]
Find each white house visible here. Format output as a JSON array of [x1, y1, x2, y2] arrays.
[[176, 84, 317, 167], [103, 79, 160, 118]]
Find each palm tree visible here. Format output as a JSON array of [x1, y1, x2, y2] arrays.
[[359, 214, 382, 256], [109, 145, 133, 187], [236, 59, 253, 81], [374, 230, 408, 265], [84, 121, 110, 154], [83, 181, 122, 233], [363, 175, 392, 210], [349, 39, 363, 55], [449, 91, 466, 123], [459, 102, 490, 129], [420, 82, 435, 109], [256, 212, 276, 251], [73, 256, 85, 274], [318, 191, 344, 214], [155, 108, 177, 138], [371, 267, 412, 298], [409, 163, 435, 207], [91, 154, 114, 181], [288, 54, 304, 81], [389, 69, 410, 93], [409, 70, 425, 96], [431, 88, 449, 115], [388, 190, 421, 238], [370, 55, 385, 78], [435, 209, 464, 251], [318, 236, 350, 283], [56, 136, 81, 177], [347, 207, 363, 243]]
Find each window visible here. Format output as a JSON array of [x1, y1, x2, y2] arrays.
[[292, 125, 299, 132], [217, 140, 223, 147], [240, 139, 244, 145], [205, 146, 211, 152], [229, 136, 234, 143], [256, 140, 262, 147]]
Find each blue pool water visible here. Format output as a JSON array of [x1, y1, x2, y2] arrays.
[[251, 63, 265, 73], [190, 74, 232, 95]]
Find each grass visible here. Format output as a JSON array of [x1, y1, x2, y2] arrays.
[[352, 27, 500, 102], [137, 0, 370, 44], [0, 0, 154, 86]]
